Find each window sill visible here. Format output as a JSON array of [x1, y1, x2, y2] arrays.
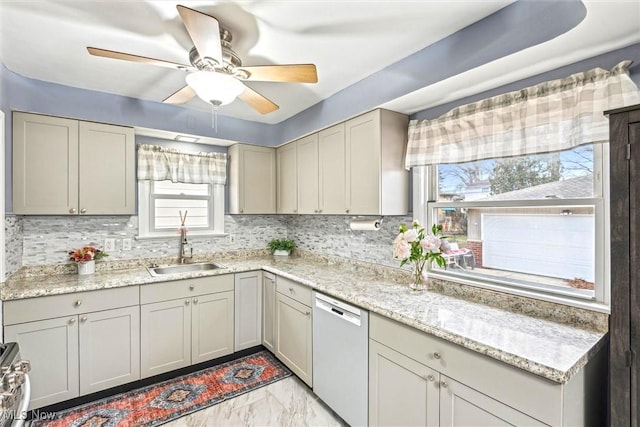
[[427, 270, 610, 314], [135, 232, 227, 241]]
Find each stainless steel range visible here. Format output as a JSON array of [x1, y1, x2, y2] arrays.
[[0, 343, 31, 427]]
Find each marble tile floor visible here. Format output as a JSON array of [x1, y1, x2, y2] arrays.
[[165, 376, 348, 427]]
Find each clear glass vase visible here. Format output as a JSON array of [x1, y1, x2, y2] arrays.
[[409, 263, 429, 291]]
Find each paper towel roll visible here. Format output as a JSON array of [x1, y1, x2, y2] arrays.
[[349, 219, 382, 231]]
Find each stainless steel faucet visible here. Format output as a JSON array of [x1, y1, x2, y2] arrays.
[[178, 210, 193, 264], [179, 226, 193, 264]]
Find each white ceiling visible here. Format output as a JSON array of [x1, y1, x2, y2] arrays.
[[0, 0, 512, 124], [0, 1, 638, 129]]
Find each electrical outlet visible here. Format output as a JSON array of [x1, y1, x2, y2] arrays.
[[228, 234, 236, 244], [104, 238, 116, 252], [122, 238, 132, 251]]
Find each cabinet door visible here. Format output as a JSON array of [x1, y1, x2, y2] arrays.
[[5, 316, 79, 409], [78, 122, 135, 215], [369, 339, 439, 427], [192, 291, 235, 364], [296, 133, 319, 214], [262, 272, 276, 352], [318, 123, 346, 214], [275, 293, 312, 386], [235, 272, 262, 351], [345, 111, 381, 214], [236, 145, 277, 214], [78, 306, 140, 395], [140, 299, 191, 378], [12, 112, 79, 214], [277, 142, 298, 214], [440, 375, 548, 426]]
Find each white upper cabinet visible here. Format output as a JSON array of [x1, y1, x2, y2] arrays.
[[275, 109, 408, 216], [12, 112, 135, 215], [345, 109, 409, 215], [276, 142, 298, 214], [296, 133, 319, 214], [229, 144, 276, 214]]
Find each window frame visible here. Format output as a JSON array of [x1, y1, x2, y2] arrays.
[[137, 180, 225, 239], [412, 144, 611, 312]]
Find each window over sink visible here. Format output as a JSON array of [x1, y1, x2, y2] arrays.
[[138, 180, 224, 239]]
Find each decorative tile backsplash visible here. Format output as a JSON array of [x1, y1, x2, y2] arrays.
[[7, 214, 408, 271]]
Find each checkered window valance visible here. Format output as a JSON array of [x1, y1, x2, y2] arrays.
[[405, 60, 640, 168], [137, 144, 227, 185]]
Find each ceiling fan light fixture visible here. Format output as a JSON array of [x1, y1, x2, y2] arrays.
[[185, 71, 244, 106]]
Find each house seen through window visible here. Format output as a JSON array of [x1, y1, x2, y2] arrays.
[[424, 144, 605, 301]]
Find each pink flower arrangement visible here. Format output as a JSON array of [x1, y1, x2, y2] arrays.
[[69, 246, 108, 263], [393, 220, 447, 287]]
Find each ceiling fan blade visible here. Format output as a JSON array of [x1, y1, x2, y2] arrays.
[[163, 85, 196, 104], [238, 85, 279, 115], [177, 5, 223, 65], [87, 47, 191, 71], [238, 64, 318, 83]]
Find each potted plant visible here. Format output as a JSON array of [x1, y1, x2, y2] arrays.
[[268, 239, 296, 257]]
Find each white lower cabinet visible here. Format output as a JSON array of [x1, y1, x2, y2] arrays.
[[234, 271, 262, 351], [140, 275, 235, 378], [4, 294, 140, 410], [369, 313, 605, 427], [262, 272, 276, 352], [274, 276, 313, 386]]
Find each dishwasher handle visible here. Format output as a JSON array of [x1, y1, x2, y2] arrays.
[[315, 296, 362, 326]]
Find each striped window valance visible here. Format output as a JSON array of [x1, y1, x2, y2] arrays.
[[405, 60, 640, 168], [137, 144, 227, 185]]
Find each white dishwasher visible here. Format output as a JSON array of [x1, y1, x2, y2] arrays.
[[312, 291, 368, 427]]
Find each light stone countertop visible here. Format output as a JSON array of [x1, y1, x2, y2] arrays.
[[1, 255, 607, 384]]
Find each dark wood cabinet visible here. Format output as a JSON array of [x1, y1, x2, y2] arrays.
[[608, 104, 640, 427]]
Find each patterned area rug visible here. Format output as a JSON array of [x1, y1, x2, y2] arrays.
[[32, 351, 291, 427]]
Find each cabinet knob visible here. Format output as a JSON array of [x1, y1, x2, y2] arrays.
[[314, 210, 318, 213], [69, 208, 77, 214], [69, 318, 76, 324], [240, 209, 244, 213], [345, 209, 350, 213], [80, 316, 87, 323], [74, 300, 82, 307], [189, 285, 195, 291], [293, 209, 297, 213], [433, 352, 441, 359], [426, 374, 435, 382], [318, 209, 322, 213], [440, 380, 448, 388], [289, 287, 295, 294], [193, 298, 199, 304], [305, 311, 311, 316], [185, 299, 190, 305], [80, 208, 87, 214]]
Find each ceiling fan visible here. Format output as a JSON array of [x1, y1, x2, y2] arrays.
[[87, 4, 318, 114]]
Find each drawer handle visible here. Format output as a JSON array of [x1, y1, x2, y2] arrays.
[[185, 300, 190, 305], [193, 298, 199, 304], [189, 285, 195, 291], [74, 300, 82, 307], [433, 352, 441, 359], [69, 318, 76, 324], [80, 316, 88, 323], [426, 374, 434, 382], [440, 380, 448, 388]]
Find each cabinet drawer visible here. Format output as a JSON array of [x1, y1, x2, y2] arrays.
[[140, 274, 234, 304], [370, 313, 561, 425], [4, 286, 139, 325], [276, 276, 311, 307]]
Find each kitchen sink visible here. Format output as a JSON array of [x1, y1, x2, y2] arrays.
[[147, 262, 225, 277]]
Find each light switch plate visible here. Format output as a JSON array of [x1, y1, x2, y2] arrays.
[[104, 238, 116, 252], [122, 238, 132, 251]]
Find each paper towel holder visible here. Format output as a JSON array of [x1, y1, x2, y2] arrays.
[[349, 217, 383, 231]]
